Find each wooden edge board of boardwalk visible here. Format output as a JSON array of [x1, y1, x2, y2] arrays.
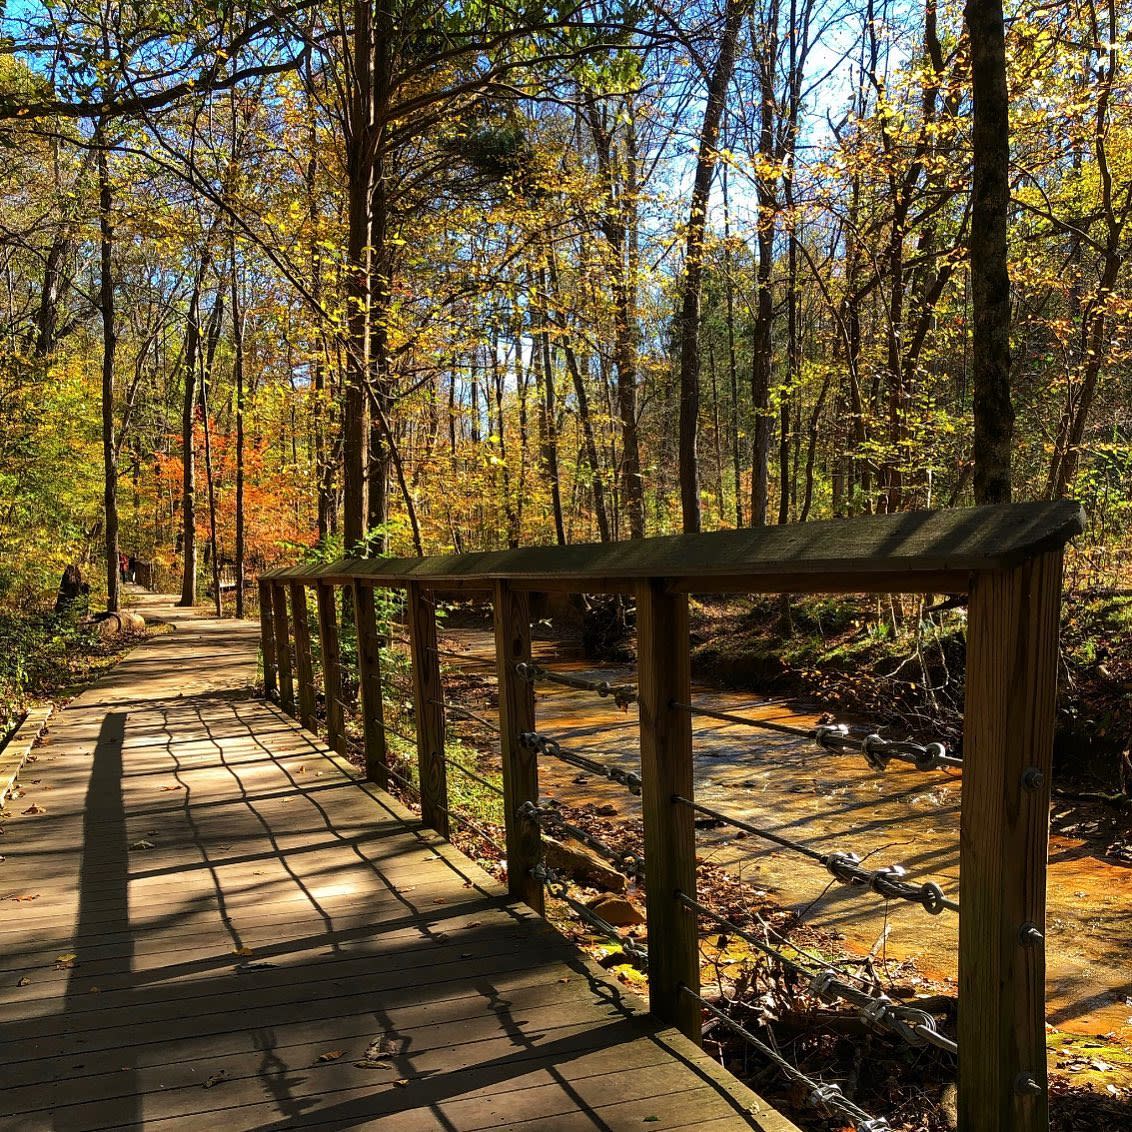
[[0, 704, 53, 808], [0, 595, 795, 1132]]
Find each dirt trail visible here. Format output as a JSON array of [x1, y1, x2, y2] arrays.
[[437, 625, 1132, 1084]]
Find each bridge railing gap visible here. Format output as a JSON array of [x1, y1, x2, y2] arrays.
[[256, 500, 1085, 1132]]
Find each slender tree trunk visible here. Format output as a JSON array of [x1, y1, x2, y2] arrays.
[[534, 270, 567, 545], [343, 0, 375, 554], [96, 121, 119, 614], [723, 166, 744, 527], [201, 346, 222, 618], [677, 0, 748, 533], [751, 1, 780, 526], [548, 252, 610, 541], [178, 254, 210, 606], [966, 0, 1014, 502], [230, 235, 246, 618]]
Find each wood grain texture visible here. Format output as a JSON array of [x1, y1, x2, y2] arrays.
[[636, 579, 700, 1042], [315, 583, 346, 754], [257, 579, 277, 698], [269, 582, 294, 715], [289, 581, 318, 732], [492, 581, 543, 914], [0, 604, 791, 1131], [264, 501, 1083, 592], [959, 549, 1063, 1131], [406, 581, 449, 839], [352, 580, 388, 786]]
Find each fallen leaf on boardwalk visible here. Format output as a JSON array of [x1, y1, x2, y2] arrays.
[[160, 785, 183, 792], [21, 804, 45, 815], [317, 1050, 345, 1063], [232, 946, 254, 957], [89, 986, 100, 993], [363, 1035, 399, 1059], [394, 1079, 410, 1087], [355, 1059, 392, 1070], [129, 840, 155, 851], [17, 976, 30, 986], [55, 954, 77, 969], [203, 1071, 228, 1088], [12, 893, 40, 901], [296, 765, 306, 774]]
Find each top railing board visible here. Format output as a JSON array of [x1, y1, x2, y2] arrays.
[[264, 500, 1084, 593]]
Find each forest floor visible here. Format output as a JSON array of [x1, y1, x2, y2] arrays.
[[414, 599, 1132, 1132]]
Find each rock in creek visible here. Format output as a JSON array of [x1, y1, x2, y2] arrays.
[[543, 836, 626, 894], [586, 894, 645, 927]]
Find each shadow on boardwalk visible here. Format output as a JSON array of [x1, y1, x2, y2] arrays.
[[0, 599, 789, 1131]]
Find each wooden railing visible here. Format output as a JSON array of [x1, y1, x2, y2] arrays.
[[259, 500, 1084, 1132]]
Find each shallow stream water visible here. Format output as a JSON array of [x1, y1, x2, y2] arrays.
[[438, 626, 1132, 1083]]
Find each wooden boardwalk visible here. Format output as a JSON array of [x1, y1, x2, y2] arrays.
[[0, 598, 792, 1131]]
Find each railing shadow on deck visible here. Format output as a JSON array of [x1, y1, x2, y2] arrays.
[[5, 688, 768, 1130]]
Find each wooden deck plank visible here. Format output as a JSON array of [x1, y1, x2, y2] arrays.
[[0, 600, 793, 1131]]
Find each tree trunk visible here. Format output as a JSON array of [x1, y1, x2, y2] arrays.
[[96, 121, 119, 614], [342, 0, 375, 554], [966, 0, 1014, 503], [178, 255, 209, 607], [750, 0, 780, 526], [231, 237, 246, 618], [676, 0, 748, 533], [534, 270, 567, 545]]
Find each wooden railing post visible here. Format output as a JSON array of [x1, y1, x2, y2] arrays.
[[959, 550, 1063, 1132], [270, 582, 295, 716], [405, 582, 449, 837], [636, 578, 700, 1042], [493, 581, 543, 914], [289, 582, 318, 732], [258, 578, 277, 700], [352, 580, 388, 786], [317, 582, 346, 755]]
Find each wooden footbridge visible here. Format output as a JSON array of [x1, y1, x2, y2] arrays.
[[1, 501, 1083, 1131]]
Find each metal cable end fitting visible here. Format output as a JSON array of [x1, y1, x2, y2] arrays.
[[918, 881, 948, 915], [917, 741, 949, 770], [822, 850, 865, 886], [808, 969, 840, 1003], [862, 733, 890, 771], [808, 1082, 844, 1108], [813, 723, 849, 749]]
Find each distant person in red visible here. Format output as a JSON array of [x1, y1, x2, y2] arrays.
[[119, 551, 128, 582]]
